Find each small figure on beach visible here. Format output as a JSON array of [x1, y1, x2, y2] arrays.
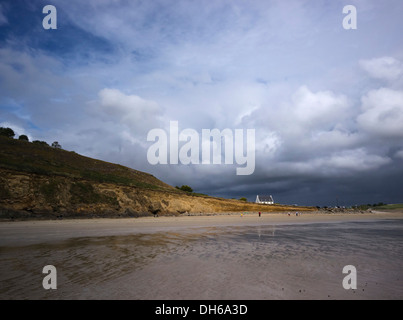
[[241, 213, 243, 217], [259, 212, 261, 217]]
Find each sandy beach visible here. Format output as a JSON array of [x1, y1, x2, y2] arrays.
[[1, 210, 402, 300], [1, 210, 402, 246]]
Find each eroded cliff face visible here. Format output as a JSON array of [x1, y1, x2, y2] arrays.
[[0, 169, 313, 219], [0, 168, 181, 218]]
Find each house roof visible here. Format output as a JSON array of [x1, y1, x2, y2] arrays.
[[257, 195, 273, 202]]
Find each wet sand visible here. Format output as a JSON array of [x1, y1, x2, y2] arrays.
[[1, 211, 402, 246], [1, 211, 402, 300]]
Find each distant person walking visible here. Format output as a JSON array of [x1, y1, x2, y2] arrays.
[[259, 212, 261, 217]]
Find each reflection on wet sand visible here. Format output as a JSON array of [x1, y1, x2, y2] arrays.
[[1, 221, 402, 299]]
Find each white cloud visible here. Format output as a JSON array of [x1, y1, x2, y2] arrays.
[[359, 57, 403, 81], [274, 148, 391, 177], [357, 88, 403, 138], [310, 129, 362, 149], [254, 85, 354, 157], [0, 4, 8, 25], [291, 86, 350, 127], [98, 88, 162, 134], [256, 131, 282, 155], [322, 148, 391, 172], [249, 85, 352, 138]]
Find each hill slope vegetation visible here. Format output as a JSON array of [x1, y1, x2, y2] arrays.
[[0, 136, 314, 219]]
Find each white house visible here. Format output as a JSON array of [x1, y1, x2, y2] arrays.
[[256, 195, 274, 204]]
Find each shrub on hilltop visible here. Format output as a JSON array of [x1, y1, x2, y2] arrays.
[[0, 127, 15, 139], [175, 185, 193, 193]]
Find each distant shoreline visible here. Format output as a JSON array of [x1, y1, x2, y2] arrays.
[[0, 208, 400, 222], [1, 210, 402, 247]]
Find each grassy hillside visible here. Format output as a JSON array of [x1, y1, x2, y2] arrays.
[[0, 135, 316, 219], [374, 203, 403, 210], [0, 136, 173, 191]]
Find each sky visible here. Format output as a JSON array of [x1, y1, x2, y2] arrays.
[[1, 0, 403, 206]]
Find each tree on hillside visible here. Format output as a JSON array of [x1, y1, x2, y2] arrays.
[[176, 185, 193, 193], [0, 127, 15, 138], [32, 140, 49, 147], [51, 141, 62, 149], [239, 197, 247, 202], [18, 135, 29, 141]]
